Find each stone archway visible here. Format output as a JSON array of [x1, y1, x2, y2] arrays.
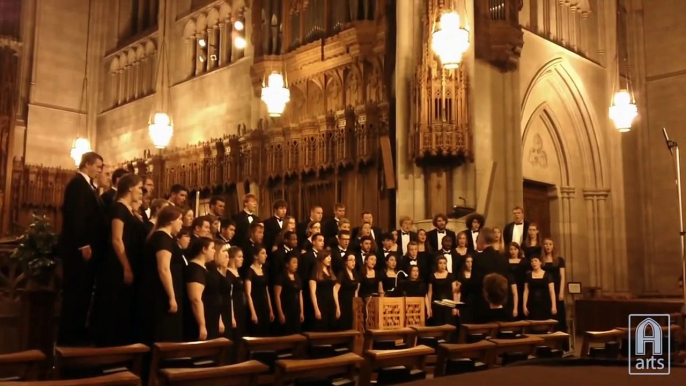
[[521, 58, 613, 290]]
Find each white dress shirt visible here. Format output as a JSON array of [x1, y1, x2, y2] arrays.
[[471, 230, 479, 248], [245, 210, 254, 223], [512, 222, 524, 244], [442, 249, 453, 273], [436, 229, 446, 248], [400, 232, 411, 253]]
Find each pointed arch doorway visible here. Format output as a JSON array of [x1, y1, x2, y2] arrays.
[[523, 180, 552, 241]]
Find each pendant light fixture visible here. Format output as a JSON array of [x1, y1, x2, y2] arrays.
[[431, 0, 470, 69], [71, 0, 93, 166], [609, 0, 637, 132], [148, 1, 173, 149]]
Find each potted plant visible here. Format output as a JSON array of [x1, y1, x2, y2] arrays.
[[10, 213, 60, 353]]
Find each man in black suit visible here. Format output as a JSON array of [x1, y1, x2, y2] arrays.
[[140, 175, 155, 221], [463, 213, 485, 252], [322, 203, 346, 241], [190, 216, 212, 245], [263, 199, 287, 253], [351, 211, 383, 250], [100, 168, 128, 213], [168, 184, 188, 207], [331, 230, 352, 275], [269, 230, 299, 281], [432, 234, 462, 275], [299, 232, 324, 328], [471, 227, 511, 321], [503, 206, 530, 247], [378, 233, 399, 264], [240, 222, 264, 278], [297, 205, 323, 243], [208, 196, 226, 219], [95, 164, 112, 192], [58, 152, 108, 345], [217, 219, 236, 246], [396, 216, 418, 257], [354, 236, 375, 273], [427, 213, 457, 252], [233, 193, 260, 248]]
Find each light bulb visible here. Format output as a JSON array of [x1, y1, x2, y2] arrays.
[[198, 38, 206, 47], [234, 36, 246, 49], [234, 20, 244, 31]]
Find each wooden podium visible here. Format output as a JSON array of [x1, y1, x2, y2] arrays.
[[354, 297, 426, 331]]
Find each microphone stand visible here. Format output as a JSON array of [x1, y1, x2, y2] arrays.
[[663, 128, 686, 317]]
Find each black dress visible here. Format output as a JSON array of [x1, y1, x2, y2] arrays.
[[204, 268, 223, 339], [359, 273, 381, 298], [508, 258, 529, 319], [456, 272, 479, 324], [337, 271, 359, 330], [400, 280, 427, 297], [430, 272, 457, 326], [523, 244, 542, 259], [399, 256, 428, 285], [380, 270, 399, 294], [276, 272, 302, 335], [544, 257, 568, 333], [246, 267, 271, 337], [219, 271, 233, 339], [525, 271, 553, 320], [184, 262, 208, 341], [93, 202, 144, 346], [140, 231, 184, 343], [227, 269, 247, 342], [310, 273, 337, 332]]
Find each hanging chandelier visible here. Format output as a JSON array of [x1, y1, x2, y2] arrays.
[[609, 90, 637, 133], [431, 11, 470, 69], [261, 72, 290, 117], [148, 112, 174, 149], [70, 137, 92, 166]]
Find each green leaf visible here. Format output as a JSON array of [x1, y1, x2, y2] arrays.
[[9, 212, 59, 281]]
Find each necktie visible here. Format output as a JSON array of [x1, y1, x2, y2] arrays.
[[438, 231, 445, 234], [276, 217, 282, 221], [402, 232, 408, 236], [472, 230, 478, 234]]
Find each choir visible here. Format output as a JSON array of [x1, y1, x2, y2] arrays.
[[57, 152, 568, 351]]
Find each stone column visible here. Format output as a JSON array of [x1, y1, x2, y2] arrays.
[[595, 190, 614, 291], [117, 69, 124, 105], [569, 4, 577, 50], [218, 23, 226, 66], [133, 60, 140, 98], [196, 33, 204, 75], [110, 71, 118, 107], [559, 186, 576, 278], [580, 11, 588, 55], [548, 0, 557, 40], [140, 57, 148, 95], [207, 27, 215, 70], [583, 189, 600, 287], [395, 0, 426, 223], [557, 0, 565, 44]]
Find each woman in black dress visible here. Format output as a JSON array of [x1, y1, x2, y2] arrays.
[[380, 254, 399, 294], [300, 221, 321, 252], [93, 174, 144, 346], [523, 255, 557, 320], [309, 250, 340, 331], [454, 232, 469, 262], [456, 256, 477, 323], [226, 247, 246, 347], [416, 230, 433, 282], [507, 242, 528, 319], [542, 238, 568, 342], [245, 246, 274, 336], [184, 237, 217, 341], [205, 241, 228, 339], [336, 254, 359, 330], [359, 254, 382, 298], [522, 223, 542, 259], [274, 255, 303, 335], [428, 256, 458, 326], [216, 243, 233, 339], [139, 205, 185, 344]]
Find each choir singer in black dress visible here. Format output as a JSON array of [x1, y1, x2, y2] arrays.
[[245, 246, 274, 336], [274, 255, 304, 335], [309, 251, 340, 331], [226, 247, 247, 353], [58, 152, 108, 346], [93, 173, 144, 346], [184, 237, 217, 341], [336, 254, 359, 331], [139, 206, 185, 343]]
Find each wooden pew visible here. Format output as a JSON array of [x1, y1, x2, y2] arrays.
[[487, 336, 544, 365], [458, 323, 498, 343], [362, 328, 416, 352], [238, 335, 307, 362], [358, 345, 434, 385], [54, 344, 149, 380], [410, 325, 456, 367], [2, 371, 140, 385], [273, 352, 363, 386], [302, 330, 359, 358], [149, 338, 232, 386], [617, 325, 685, 362], [525, 331, 570, 351], [0, 350, 46, 381], [157, 360, 269, 386], [579, 329, 624, 358], [434, 340, 496, 377], [494, 321, 530, 338], [523, 319, 558, 334]]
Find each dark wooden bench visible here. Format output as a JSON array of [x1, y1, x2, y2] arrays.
[[579, 329, 625, 358], [410, 325, 456, 366], [487, 336, 544, 365], [157, 360, 269, 386], [302, 330, 359, 358], [495, 321, 530, 337], [3, 371, 140, 385], [239, 335, 307, 385], [54, 344, 149, 380], [525, 331, 570, 351], [434, 340, 496, 377], [458, 323, 498, 343], [523, 319, 558, 334], [362, 328, 416, 352], [273, 352, 363, 386], [358, 345, 434, 385], [149, 338, 232, 386], [0, 350, 46, 381]]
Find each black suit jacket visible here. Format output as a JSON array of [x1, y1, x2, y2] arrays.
[[432, 249, 464, 276], [354, 250, 375, 274], [233, 211, 259, 248], [297, 250, 317, 288], [331, 245, 350, 275], [100, 188, 117, 214], [472, 246, 511, 319], [263, 216, 283, 251], [268, 245, 297, 284], [396, 230, 418, 257], [464, 229, 480, 252], [296, 219, 314, 245], [503, 221, 531, 246], [426, 228, 457, 251], [59, 174, 108, 255], [322, 217, 340, 242]]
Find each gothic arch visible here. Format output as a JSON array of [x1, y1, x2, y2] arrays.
[[521, 58, 607, 189], [522, 102, 573, 186]]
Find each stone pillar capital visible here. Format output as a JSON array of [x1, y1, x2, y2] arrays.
[[560, 186, 576, 198], [583, 188, 610, 199]]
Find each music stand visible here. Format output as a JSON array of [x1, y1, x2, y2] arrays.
[[662, 128, 686, 316], [567, 282, 582, 350]]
